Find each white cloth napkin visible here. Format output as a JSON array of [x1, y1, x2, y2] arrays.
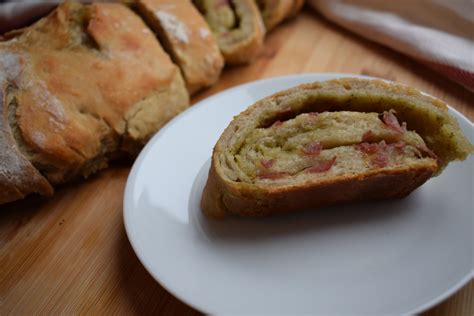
[[308, 0, 474, 91]]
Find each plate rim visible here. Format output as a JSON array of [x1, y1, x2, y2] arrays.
[[123, 73, 474, 314]]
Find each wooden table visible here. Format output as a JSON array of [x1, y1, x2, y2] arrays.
[[1, 8, 472, 315]]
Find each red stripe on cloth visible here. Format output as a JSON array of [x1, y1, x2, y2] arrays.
[[420, 59, 474, 91]]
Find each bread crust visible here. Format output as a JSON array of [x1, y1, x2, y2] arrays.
[[201, 78, 473, 218], [137, 0, 224, 94], [0, 85, 53, 203], [0, 2, 189, 204], [202, 160, 436, 218]]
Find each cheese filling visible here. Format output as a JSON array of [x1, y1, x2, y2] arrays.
[[231, 110, 437, 184]]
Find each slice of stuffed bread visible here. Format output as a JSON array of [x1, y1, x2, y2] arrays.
[[201, 78, 473, 218], [193, 0, 265, 65]]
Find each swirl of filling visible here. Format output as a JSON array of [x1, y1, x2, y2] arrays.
[[232, 110, 436, 184], [193, 0, 265, 64]]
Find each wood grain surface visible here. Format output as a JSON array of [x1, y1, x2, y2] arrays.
[[1, 8, 473, 315]]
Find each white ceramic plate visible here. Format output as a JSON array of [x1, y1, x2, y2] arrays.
[[124, 74, 473, 315]]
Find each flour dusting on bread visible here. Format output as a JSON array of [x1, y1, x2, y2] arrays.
[[29, 81, 67, 130], [199, 28, 210, 39], [137, 0, 223, 94], [154, 11, 189, 44], [30, 131, 46, 148], [0, 51, 22, 83]]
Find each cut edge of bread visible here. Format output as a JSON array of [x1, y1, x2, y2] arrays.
[[194, 0, 266, 65], [256, 0, 294, 31]]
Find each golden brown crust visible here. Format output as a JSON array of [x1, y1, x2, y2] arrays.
[[137, 0, 224, 94], [201, 163, 228, 218], [201, 78, 473, 218], [0, 85, 54, 204], [0, 2, 189, 204]]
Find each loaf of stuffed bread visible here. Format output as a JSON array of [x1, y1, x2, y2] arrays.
[[193, 0, 265, 65], [0, 2, 189, 204], [201, 78, 473, 218]]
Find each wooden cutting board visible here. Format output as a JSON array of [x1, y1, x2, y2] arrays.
[[0, 8, 472, 315]]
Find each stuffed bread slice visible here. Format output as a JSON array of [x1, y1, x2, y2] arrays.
[[193, 0, 265, 65], [0, 2, 189, 204], [136, 0, 224, 94], [256, 0, 294, 31], [201, 78, 473, 218], [256, 0, 304, 31]]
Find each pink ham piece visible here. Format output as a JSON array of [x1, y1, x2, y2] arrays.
[[356, 141, 409, 168], [362, 130, 376, 142], [215, 0, 229, 8], [382, 110, 407, 133], [302, 142, 322, 155], [356, 141, 390, 167], [260, 159, 274, 169], [356, 142, 381, 154], [371, 151, 389, 167], [392, 141, 406, 153], [271, 120, 283, 128], [306, 156, 337, 173], [258, 158, 289, 179]]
